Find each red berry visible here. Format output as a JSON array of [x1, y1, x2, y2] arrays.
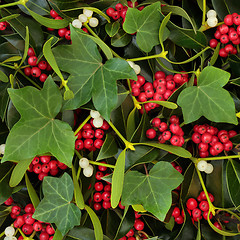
[[33, 221, 42, 231], [42, 163, 50, 173], [75, 139, 84, 150], [126, 229, 134, 237], [0, 22, 7, 30], [197, 125, 207, 134], [175, 215, 184, 224], [131, 87, 140, 96], [112, 11, 120, 20], [169, 115, 179, 124], [95, 182, 104, 192], [93, 203, 102, 211], [25, 203, 34, 213], [137, 75, 145, 85], [115, 3, 123, 11], [203, 211, 213, 220], [102, 201, 111, 209], [169, 123, 181, 135], [33, 163, 42, 174], [24, 67, 32, 76], [170, 135, 180, 146], [58, 28, 67, 37], [118, 201, 125, 209], [93, 192, 102, 202], [158, 122, 168, 132], [192, 132, 201, 144], [106, 8, 115, 17], [31, 67, 41, 78], [201, 132, 213, 143], [98, 163, 107, 172], [4, 197, 14, 206], [219, 48, 228, 57], [38, 172, 48, 181], [233, 15, 240, 25], [228, 130, 237, 138], [50, 9, 58, 18], [172, 207, 180, 218], [162, 130, 171, 141], [39, 232, 49, 240], [151, 118, 161, 128], [155, 71, 165, 79], [220, 34, 229, 44], [84, 138, 93, 149], [102, 191, 111, 201], [101, 120, 110, 130], [224, 141, 233, 151], [213, 222, 222, 230], [27, 48, 35, 56], [94, 139, 104, 149], [46, 225, 55, 235], [224, 14, 233, 25], [219, 24, 229, 34], [40, 155, 51, 164], [199, 201, 209, 212], [65, 30, 71, 40], [28, 56, 38, 66], [22, 224, 34, 235], [38, 60, 47, 70], [146, 128, 156, 139], [192, 208, 202, 221], [134, 220, 144, 231], [95, 171, 103, 180], [186, 198, 198, 210], [213, 142, 224, 153]]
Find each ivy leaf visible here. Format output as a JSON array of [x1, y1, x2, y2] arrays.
[[123, 2, 161, 52], [53, 25, 137, 121], [33, 173, 81, 235], [177, 66, 237, 125], [121, 161, 183, 221], [2, 77, 75, 167]]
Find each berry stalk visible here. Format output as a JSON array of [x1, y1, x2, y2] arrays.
[[74, 115, 91, 135]]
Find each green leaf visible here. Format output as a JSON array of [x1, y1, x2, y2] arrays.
[[126, 107, 138, 141], [135, 142, 192, 158], [121, 161, 183, 221], [209, 42, 220, 66], [177, 66, 237, 125], [33, 173, 81, 235], [85, 205, 103, 240], [168, 29, 207, 50], [26, 7, 69, 29], [123, 2, 161, 52], [2, 77, 75, 167], [18, 0, 50, 16], [111, 29, 131, 48], [0, 71, 9, 82], [226, 159, 240, 207], [105, 22, 120, 37], [9, 158, 32, 187], [19, 26, 29, 68], [0, 14, 20, 22], [53, 229, 63, 240], [25, 173, 40, 208], [97, 134, 118, 161], [159, 12, 171, 50], [111, 149, 126, 208], [2, 56, 22, 63], [0, 82, 10, 120], [53, 26, 137, 121]]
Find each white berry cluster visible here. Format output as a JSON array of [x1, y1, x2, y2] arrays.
[[0, 143, 5, 155], [79, 157, 94, 177], [90, 110, 104, 128], [197, 160, 214, 174], [72, 9, 99, 29], [4, 226, 17, 240], [206, 10, 218, 27], [127, 61, 141, 75]]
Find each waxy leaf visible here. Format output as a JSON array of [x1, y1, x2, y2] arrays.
[[177, 66, 237, 124], [123, 2, 162, 52], [2, 77, 75, 167], [33, 173, 81, 235], [53, 26, 137, 121], [121, 161, 183, 221]]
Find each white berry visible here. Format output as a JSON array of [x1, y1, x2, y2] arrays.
[[205, 163, 214, 174], [89, 17, 99, 28], [127, 61, 135, 68], [79, 157, 89, 169], [207, 17, 218, 27], [5, 226, 15, 236], [93, 117, 103, 128], [78, 14, 88, 23], [197, 160, 208, 171], [83, 165, 94, 177], [83, 9, 93, 18], [90, 110, 101, 119], [207, 10, 217, 19], [4, 237, 12, 240], [133, 64, 141, 75], [72, 19, 82, 29], [0, 144, 5, 154], [12, 237, 17, 240]]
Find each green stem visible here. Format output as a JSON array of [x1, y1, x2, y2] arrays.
[[18, 228, 27, 238], [198, 154, 240, 161], [0, 0, 22, 9], [202, 0, 206, 26], [18, 70, 42, 90], [83, 23, 122, 59], [196, 167, 216, 215], [0, 231, 4, 238], [0, 63, 15, 69], [74, 115, 91, 135], [108, 121, 135, 151], [127, 51, 168, 62], [88, 160, 115, 169]]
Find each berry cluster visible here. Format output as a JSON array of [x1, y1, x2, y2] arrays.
[[75, 117, 109, 152], [4, 197, 55, 240], [4, 226, 17, 240], [28, 155, 68, 181], [0, 21, 8, 31], [118, 213, 147, 240], [171, 162, 183, 193], [186, 192, 217, 225], [210, 13, 240, 57], [206, 10, 218, 27], [79, 157, 94, 177], [131, 71, 189, 113], [23, 48, 52, 82], [106, 1, 144, 22], [146, 115, 185, 147], [191, 124, 236, 157]]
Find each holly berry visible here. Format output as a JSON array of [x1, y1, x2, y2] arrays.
[[186, 198, 198, 210]]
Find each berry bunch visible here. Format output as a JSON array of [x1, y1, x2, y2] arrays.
[[186, 191, 215, 224], [106, 1, 144, 22], [118, 213, 147, 240], [210, 13, 240, 57], [79, 157, 94, 177], [75, 117, 109, 152], [171, 206, 185, 225], [28, 155, 68, 181], [197, 160, 214, 174], [131, 71, 189, 113], [206, 10, 218, 27], [127, 61, 141, 75], [23, 48, 52, 82], [4, 226, 16, 240], [191, 124, 236, 157], [4, 199, 55, 240], [0, 21, 8, 31], [146, 115, 185, 147]]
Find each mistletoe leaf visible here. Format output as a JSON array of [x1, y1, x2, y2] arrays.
[[121, 161, 183, 221], [53, 26, 136, 121], [177, 66, 237, 124], [123, 2, 162, 52], [2, 77, 75, 167], [33, 173, 81, 235]]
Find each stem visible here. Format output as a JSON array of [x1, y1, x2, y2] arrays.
[[108, 121, 135, 151], [202, 0, 206, 26], [19, 70, 42, 90], [196, 168, 216, 215], [83, 23, 122, 59], [127, 51, 168, 62], [88, 160, 115, 169], [74, 115, 91, 135], [127, 79, 141, 109], [144, 164, 149, 176], [30, 230, 36, 239], [0, 0, 22, 9], [0, 231, 4, 238], [198, 154, 240, 161], [18, 228, 27, 238]]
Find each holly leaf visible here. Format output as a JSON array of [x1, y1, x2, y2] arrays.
[[53, 25, 137, 121], [177, 66, 237, 125], [123, 2, 162, 52], [33, 173, 81, 235], [121, 161, 183, 221], [2, 77, 75, 167]]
